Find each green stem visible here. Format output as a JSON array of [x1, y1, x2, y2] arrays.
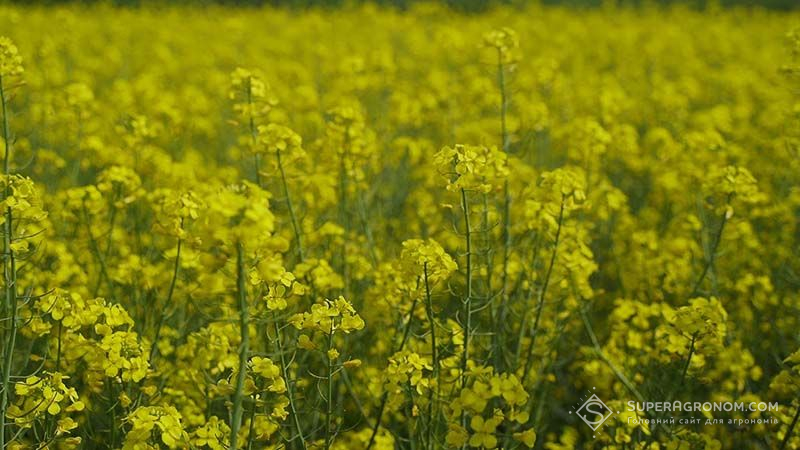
[[274, 318, 307, 450], [149, 227, 182, 364], [108, 380, 117, 446], [459, 188, 472, 448], [246, 76, 260, 186], [497, 56, 513, 368], [91, 185, 119, 297], [0, 74, 16, 450], [423, 265, 438, 450], [366, 295, 419, 450], [780, 403, 800, 450], [276, 149, 304, 262], [1, 75, 9, 174], [83, 205, 113, 297], [580, 308, 645, 403], [679, 334, 696, 386], [512, 236, 540, 367], [521, 199, 564, 385], [692, 205, 730, 296], [498, 50, 509, 153], [246, 390, 258, 450], [325, 324, 334, 450], [460, 188, 472, 390], [656, 333, 698, 435], [580, 308, 665, 438], [496, 179, 511, 369], [338, 144, 350, 298], [56, 320, 63, 371], [230, 242, 250, 450]]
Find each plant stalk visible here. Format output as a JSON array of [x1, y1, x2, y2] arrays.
[[230, 242, 250, 450]]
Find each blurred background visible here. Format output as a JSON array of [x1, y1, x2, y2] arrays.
[[3, 0, 799, 11]]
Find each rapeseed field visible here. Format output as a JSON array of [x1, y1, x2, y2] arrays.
[[0, 2, 799, 448]]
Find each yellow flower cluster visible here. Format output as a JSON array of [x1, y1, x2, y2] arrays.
[[0, 37, 23, 77], [483, 27, 520, 64], [399, 238, 458, 284], [435, 144, 509, 193], [290, 296, 365, 334], [446, 371, 534, 449], [124, 405, 188, 449], [9, 372, 84, 427], [229, 67, 277, 124]]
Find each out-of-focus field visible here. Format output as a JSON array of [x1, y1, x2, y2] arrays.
[[1, 2, 800, 449]]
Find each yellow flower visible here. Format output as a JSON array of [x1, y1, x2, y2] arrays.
[[123, 406, 187, 449], [297, 334, 316, 350], [400, 238, 458, 284], [445, 424, 469, 447], [192, 416, 230, 450], [0, 36, 23, 77], [468, 411, 503, 448], [229, 67, 277, 123], [434, 144, 508, 193], [343, 359, 362, 368], [257, 123, 304, 159], [328, 348, 340, 361], [483, 27, 520, 64], [513, 428, 537, 448]]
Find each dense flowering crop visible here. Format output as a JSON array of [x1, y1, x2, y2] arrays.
[[0, 2, 799, 449]]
